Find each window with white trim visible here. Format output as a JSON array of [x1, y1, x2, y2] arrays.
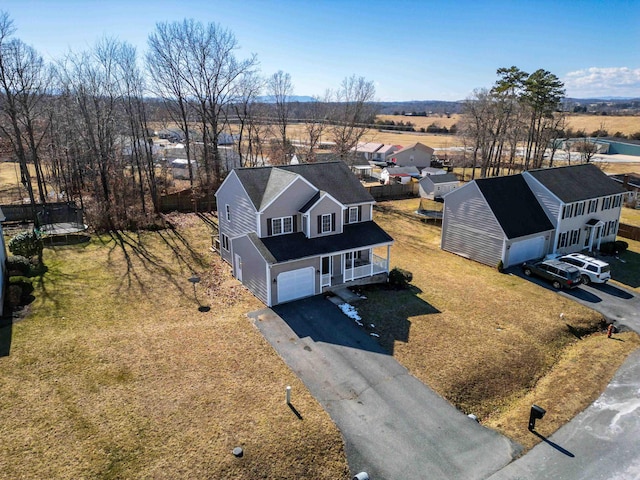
[[569, 228, 580, 246], [575, 202, 585, 216], [348, 207, 359, 223], [271, 216, 293, 235], [221, 233, 230, 251], [321, 214, 332, 233], [588, 199, 598, 213], [225, 204, 231, 221], [602, 196, 612, 210], [557, 231, 568, 249]]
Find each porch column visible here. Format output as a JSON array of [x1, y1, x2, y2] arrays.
[[387, 245, 391, 272], [370, 248, 374, 276]]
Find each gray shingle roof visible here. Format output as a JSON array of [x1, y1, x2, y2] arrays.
[[421, 173, 458, 185], [233, 161, 374, 210], [475, 174, 554, 239], [527, 164, 626, 203], [254, 221, 393, 263]]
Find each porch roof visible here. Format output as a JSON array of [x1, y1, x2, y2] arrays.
[[249, 221, 393, 264]]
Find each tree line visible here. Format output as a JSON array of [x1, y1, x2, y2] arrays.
[[459, 66, 567, 178], [0, 13, 376, 230]]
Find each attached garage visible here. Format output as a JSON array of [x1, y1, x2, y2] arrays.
[[277, 267, 316, 303], [506, 236, 546, 267]]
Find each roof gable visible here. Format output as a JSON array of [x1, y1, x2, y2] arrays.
[[228, 161, 374, 211], [475, 174, 554, 239], [526, 164, 626, 203], [394, 142, 435, 155]]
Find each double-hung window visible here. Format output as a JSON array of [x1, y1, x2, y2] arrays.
[[225, 204, 231, 221], [348, 207, 359, 224], [221, 234, 230, 251], [271, 216, 293, 235], [321, 214, 333, 233]]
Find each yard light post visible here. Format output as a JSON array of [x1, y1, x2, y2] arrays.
[[189, 274, 201, 308]]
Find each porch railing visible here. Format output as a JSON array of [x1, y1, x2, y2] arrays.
[[372, 254, 388, 274]]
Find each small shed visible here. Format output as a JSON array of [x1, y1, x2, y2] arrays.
[[419, 173, 459, 200], [171, 158, 197, 180]]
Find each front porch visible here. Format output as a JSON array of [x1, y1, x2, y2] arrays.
[[320, 246, 390, 289]]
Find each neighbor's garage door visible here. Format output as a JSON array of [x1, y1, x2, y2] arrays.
[[277, 267, 316, 303], [508, 236, 546, 267]]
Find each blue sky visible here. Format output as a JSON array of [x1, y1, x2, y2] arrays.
[[2, 0, 639, 101]]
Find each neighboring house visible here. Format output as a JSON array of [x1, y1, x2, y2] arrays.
[[609, 173, 640, 203], [442, 174, 555, 268], [388, 142, 435, 168], [523, 164, 626, 254], [215, 161, 394, 306], [441, 164, 627, 268], [350, 142, 384, 162], [419, 173, 459, 200], [373, 144, 401, 162], [380, 166, 420, 185]]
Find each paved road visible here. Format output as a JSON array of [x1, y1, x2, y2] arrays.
[[561, 282, 640, 334], [249, 296, 521, 480], [487, 349, 640, 480]]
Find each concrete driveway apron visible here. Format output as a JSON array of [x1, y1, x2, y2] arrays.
[[249, 295, 520, 479]]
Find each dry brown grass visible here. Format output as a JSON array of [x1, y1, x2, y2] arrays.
[[356, 199, 640, 451], [0, 215, 348, 479], [564, 114, 640, 136]]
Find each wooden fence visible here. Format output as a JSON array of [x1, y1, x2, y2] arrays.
[[364, 183, 419, 201], [618, 223, 640, 241], [158, 189, 217, 213]]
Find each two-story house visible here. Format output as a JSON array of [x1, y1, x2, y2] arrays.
[[215, 161, 394, 306], [441, 164, 626, 268], [523, 164, 626, 254]]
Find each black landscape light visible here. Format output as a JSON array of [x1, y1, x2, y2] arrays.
[[528, 404, 546, 431]]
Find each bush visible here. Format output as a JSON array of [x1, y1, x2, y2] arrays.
[[6, 255, 32, 276], [8, 230, 43, 260], [388, 267, 413, 289], [8, 275, 34, 303], [615, 240, 629, 253], [600, 241, 628, 255], [496, 260, 504, 273]]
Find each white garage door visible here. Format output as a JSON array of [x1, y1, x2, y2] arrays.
[[508, 236, 546, 267], [278, 267, 316, 303]]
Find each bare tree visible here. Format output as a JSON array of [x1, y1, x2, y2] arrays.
[[302, 92, 330, 162], [267, 70, 293, 163], [0, 12, 50, 214], [327, 75, 376, 163], [233, 70, 266, 167]]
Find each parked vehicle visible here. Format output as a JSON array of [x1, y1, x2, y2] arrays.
[[521, 259, 582, 289], [558, 253, 611, 285]]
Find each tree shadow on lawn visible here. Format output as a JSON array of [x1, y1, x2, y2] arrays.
[[102, 225, 210, 300]]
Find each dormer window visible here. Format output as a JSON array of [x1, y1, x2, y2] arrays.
[[321, 214, 333, 233], [271, 216, 293, 235], [348, 207, 359, 223]]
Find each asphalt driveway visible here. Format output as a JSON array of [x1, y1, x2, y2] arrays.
[[561, 281, 640, 334], [249, 295, 520, 480]]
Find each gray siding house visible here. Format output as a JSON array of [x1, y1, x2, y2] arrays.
[[523, 164, 626, 254], [215, 162, 393, 306], [419, 173, 459, 200], [441, 164, 627, 268], [388, 142, 435, 168], [441, 174, 555, 268]]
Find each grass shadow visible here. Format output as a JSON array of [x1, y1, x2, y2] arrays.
[[531, 430, 575, 458], [288, 403, 303, 420]]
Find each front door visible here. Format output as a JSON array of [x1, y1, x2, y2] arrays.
[[235, 254, 242, 282]]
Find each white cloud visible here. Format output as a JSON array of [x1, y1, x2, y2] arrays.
[[563, 67, 640, 98]]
